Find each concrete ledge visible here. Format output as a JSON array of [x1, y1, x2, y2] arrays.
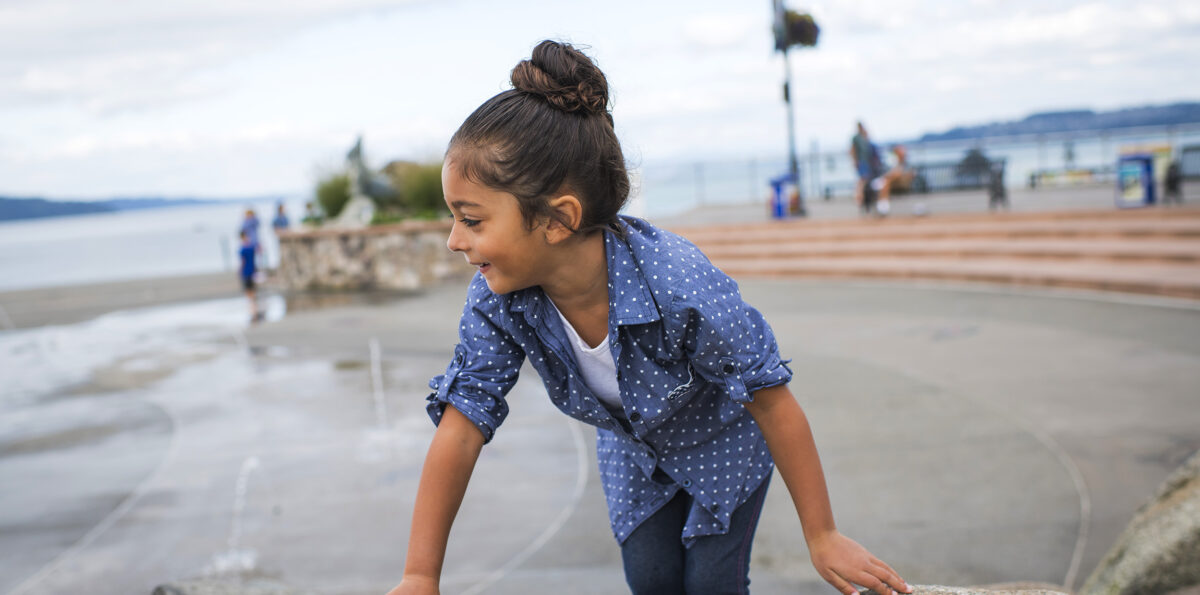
[[275, 220, 472, 291], [151, 579, 313, 595], [866, 586, 1069, 595], [151, 580, 1069, 595]]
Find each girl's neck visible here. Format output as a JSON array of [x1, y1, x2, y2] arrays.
[[540, 231, 608, 310], [540, 231, 609, 347]]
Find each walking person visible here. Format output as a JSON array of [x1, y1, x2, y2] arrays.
[[389, 40, 911, 595]]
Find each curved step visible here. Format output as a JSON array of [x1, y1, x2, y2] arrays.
[[695, 239, 1200, 264], [670, 208, 1200, 300], [709, 257, 1200, 300]]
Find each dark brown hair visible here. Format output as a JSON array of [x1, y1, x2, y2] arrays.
[[447, 40, 630, 235]]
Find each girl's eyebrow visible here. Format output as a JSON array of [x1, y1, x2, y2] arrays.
[[450, 200, 482, 209]]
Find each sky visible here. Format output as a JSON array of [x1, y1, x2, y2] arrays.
[[1, 0, 1198, 200]]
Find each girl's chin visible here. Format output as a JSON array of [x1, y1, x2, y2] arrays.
[[481, 275, 536, 296]]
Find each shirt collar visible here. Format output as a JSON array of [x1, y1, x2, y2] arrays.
[[604, 226, 662, 326]]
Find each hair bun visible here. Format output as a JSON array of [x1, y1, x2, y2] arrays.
[[511, 40, 609, 116]]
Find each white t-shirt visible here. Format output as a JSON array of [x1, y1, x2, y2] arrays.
[[550, 302, 623, 411]]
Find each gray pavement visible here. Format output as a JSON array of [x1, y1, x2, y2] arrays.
[[3, 276, 1199, 594]]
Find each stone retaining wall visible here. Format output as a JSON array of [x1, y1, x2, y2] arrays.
[[275, 220, 472, 291]]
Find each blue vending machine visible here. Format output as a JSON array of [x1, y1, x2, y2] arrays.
[[1116, 154, 1155, 208]]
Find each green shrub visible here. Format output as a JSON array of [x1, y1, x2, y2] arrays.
[[316, 173, 350, 219], [383, 161, 447, 220], [402, 162, 446, 215]]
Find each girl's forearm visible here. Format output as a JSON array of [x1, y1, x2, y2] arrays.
[[744, 384, 838, 544], [402, 405, 485, 581]]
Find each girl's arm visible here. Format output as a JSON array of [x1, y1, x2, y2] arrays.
[[388, 405, 486, 595], [744, 384, 912, 595]]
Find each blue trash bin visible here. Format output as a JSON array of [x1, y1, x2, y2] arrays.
[[768, 172, 796, 219], [1116, 154, 1155, 208]]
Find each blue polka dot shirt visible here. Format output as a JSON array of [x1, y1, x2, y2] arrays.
[[427, 216, 793, 547]]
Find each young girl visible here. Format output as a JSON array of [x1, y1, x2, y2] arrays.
[[390, 40, 911, 595]]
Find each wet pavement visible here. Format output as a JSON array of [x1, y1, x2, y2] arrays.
[[2, 278, 1200, 594]]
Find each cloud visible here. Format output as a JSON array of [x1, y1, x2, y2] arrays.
[[0, 0, 424, 114], [681, 13, 761, 50]]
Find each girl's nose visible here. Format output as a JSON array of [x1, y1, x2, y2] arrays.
[[446, 224, 468, 253]]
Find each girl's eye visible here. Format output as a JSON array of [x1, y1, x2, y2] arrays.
[[458, 217, 481, 228]]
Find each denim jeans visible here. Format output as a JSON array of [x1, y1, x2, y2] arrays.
[[619, 475, 771, 595]]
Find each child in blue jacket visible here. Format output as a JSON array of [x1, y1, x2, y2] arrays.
[[390, 40, 910, 595]]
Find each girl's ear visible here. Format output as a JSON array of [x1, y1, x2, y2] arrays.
[[544, 194, 583, 244]]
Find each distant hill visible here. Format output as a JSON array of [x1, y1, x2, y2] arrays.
[[917, 102, 1200, 142], [0, 197, 116, 221], [0, 196, 237, 222]]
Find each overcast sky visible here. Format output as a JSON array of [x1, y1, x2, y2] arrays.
[[2, 0, 1198, 200]]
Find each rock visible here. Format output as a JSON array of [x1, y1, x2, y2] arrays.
[[862, 585, 1068, 595], [1080, 448, 1200, 594]]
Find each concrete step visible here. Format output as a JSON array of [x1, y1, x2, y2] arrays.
[[695, 238, 1200, 264], [676, 209, 1200, 244], [670, 208, 1200, 300], [672, 205, 1200, 234], [708, 256, 1200, 300]]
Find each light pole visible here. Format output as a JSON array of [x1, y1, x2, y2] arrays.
[[772, 1, 819, 217], [781, 46, 803, 215]]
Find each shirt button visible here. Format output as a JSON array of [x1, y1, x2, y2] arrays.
[[681, 478, 692, 488], [722, 363, 735, 375], [629, 412, 642, 422]]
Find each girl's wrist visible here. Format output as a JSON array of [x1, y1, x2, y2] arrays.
[[804, 527, 842, 550]]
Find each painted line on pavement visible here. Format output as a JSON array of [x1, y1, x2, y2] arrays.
[[369, 337, 389, 429], [8, 400, 183, 595], [461, 416, 590, 595]]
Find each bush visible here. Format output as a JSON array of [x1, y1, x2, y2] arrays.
[[383, 161, 447, 219], [401, 162, 446, 216], [316, 173, 351, 219]]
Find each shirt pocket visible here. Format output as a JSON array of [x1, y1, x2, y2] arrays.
[[638, 357, 700, 426]]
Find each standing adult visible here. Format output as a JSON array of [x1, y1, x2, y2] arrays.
[[271, 202, 290, 231], [1165, 160, 1184, 205], [850, 122, 875, 209]]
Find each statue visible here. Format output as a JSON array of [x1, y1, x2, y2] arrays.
[[333, 135, 398, 228]]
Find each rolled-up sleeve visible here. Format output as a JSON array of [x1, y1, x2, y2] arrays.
[[426, 279, 525, 443], [675, 266, 792, 405]]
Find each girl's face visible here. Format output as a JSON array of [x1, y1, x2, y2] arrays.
[[442, 160, 551, 295]]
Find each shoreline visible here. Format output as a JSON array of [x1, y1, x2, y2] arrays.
[[0, 272, 242, 331]]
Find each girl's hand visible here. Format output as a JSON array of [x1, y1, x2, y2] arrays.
[[808, 531, 911, 595], [385, 575, 439, 595]]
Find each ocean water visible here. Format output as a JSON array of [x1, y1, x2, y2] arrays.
[[636, 124, 1200, 216], [0, 199, 304, 292]]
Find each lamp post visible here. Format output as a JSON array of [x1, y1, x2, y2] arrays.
[[772, 1, 819, 217]]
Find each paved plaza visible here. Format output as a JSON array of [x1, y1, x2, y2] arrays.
[[3, 273, 1199, 594]]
